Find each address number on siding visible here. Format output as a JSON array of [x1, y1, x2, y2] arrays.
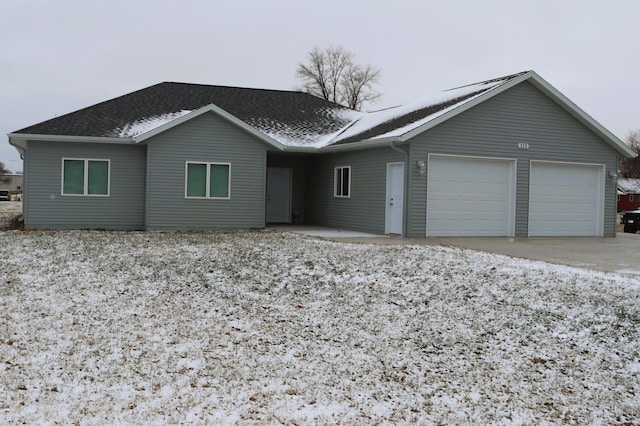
[[517, 143, 530, 149]]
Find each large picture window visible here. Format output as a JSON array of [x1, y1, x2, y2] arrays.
[[334, 166, 351, 198], [185, 162, 230, 199], [62, 158, 110, 196]]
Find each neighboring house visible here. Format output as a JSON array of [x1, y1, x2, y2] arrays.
[[0, 174, 23, 192], [7, 71, 635, 237], [617, 178, 640, 211]]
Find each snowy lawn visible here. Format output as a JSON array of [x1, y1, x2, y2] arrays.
[[1, 230, 639, 424]]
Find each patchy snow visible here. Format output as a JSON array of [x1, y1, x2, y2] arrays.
[[1, 230, 638, 424], [262, 108, 363, 148], [117, 110, 192, 138], [110, 78, 511, 148], [332, 79, 507, 144]]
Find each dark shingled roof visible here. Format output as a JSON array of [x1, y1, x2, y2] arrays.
[[14, 82, 356, 141], [14, 72, 530, 148]]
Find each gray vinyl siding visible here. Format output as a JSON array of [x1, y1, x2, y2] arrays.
[[306, 147, 404, 234], [407, 81, 619, 237], [145, 112, 268, 230], [23, 140, 146, 229]]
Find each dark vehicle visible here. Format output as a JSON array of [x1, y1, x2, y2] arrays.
[[621, 210, 640, 233], [0, 190, 10, 201]]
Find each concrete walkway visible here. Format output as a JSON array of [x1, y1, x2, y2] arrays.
[[274, 225, 640, 276]]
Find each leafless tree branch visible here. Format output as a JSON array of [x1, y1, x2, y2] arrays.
[[619, 130, 640, 178], [295, 46, 381, 111]]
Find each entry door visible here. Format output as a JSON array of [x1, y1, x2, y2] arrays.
[[266, 168, 292, 223], [385, 162, 404, 234]]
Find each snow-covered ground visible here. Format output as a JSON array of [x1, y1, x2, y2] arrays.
[[1, 229, 638, 424]]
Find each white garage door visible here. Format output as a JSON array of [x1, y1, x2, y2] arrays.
[[427, 155, 515, 237], [529, 161, 604, 237]]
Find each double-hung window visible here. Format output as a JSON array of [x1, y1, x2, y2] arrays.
[[334, 166, 351, 198], [185, 162, 230, 199], [62, 158, 110, 196]]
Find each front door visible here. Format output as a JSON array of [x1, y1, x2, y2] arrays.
[[385, 162, 404, 234], [266, 167, 292, 223]]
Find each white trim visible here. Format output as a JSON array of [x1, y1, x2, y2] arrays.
[[184, 161, 231, 200], [334, 165, 351, 198], [528, 160, 605, 237], [61, 157, 111, 197], [426, 153, 517, 237]]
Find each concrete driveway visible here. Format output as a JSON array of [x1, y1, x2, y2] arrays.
[[276, 226, 640, 276], [409, 233, 640, 276]]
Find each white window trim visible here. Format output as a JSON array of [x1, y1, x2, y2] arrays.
[[184, 161, 231, 200], [334, 165, 351, 198], [61, 158, 111, 197]]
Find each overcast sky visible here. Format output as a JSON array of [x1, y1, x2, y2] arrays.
[[2, 0, 639, 172]]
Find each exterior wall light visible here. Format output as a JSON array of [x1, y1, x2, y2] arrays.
[[416, 160, 427, 177]]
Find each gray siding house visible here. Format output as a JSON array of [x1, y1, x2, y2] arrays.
[[8, 71, 635, 237]]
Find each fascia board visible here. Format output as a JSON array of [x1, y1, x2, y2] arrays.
[[318, 136, 403, 153], [280, 146, 319, 153], [132, 104, 285, 151]]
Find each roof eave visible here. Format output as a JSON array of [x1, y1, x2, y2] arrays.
[[7, 133, 134, 158]]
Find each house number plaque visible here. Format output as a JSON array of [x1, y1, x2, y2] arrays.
[[517, 143, 530, 149]]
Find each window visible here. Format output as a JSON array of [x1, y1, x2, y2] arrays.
[[334, 166, 351, 198], [185, 162, 230, 199], [62, 158, 110, 196]]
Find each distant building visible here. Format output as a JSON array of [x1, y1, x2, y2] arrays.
[[618, 178, 640, 211], [0, 174, 24, 192]]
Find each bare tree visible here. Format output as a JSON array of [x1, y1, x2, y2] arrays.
[[0, 162, 11, 184], [296, 46, 381, 111], [619, 130, 640, 178]]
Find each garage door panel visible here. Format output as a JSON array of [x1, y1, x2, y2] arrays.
[[427, 156, 515, 237], [529, 162, 603, 237]]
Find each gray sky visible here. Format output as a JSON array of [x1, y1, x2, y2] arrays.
[[2, 0, 639, 172]]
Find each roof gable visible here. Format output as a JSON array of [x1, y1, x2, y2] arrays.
[[327, 71, 635, 157], [132, 104, 285, 150]]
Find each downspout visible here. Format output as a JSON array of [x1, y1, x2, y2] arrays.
[[390, 140, 409, 237]]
